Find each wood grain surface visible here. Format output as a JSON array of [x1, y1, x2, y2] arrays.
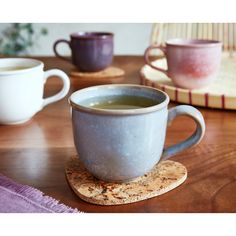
[[0, 56, 236, 213]]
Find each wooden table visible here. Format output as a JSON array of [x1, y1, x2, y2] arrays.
[[1, 56, 236, 213]]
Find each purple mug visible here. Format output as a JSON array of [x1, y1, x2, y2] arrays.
[[53, 32, 114, 72]]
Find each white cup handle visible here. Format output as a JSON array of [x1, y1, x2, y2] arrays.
[[42, 69, 70, 108]]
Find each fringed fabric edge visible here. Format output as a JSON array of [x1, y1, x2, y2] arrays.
[[0, 174, 80, 213]]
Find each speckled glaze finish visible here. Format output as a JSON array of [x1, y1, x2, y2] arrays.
[[53, 32, 113, 72], [145, 39, 222, 89], [69, 85, 205, 182]]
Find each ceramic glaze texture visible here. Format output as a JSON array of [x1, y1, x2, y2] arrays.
[[71, 33, 113, 72], [72, 107, 168, 182], [53, 32, 113, 72], [0, 67, 43, 124], [145, 39, 222, 90], [70, 85, 205, 182], [0, 58, 70, 125], [166, 44, 222, 89]]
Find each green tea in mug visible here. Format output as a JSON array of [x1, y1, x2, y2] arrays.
[[82, 95, 158, 110]]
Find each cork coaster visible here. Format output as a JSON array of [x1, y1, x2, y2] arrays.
[[70, 67, 125, 79], [65, 156, 187, 205]]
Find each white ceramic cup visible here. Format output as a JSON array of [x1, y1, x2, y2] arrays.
[[0, 58, 70, 125]]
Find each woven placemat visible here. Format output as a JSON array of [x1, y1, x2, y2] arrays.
[[65, 156, 187, 205]]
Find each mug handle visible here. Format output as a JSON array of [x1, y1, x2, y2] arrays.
[[53, 39, 71, 62], [42, 69, 70, 108], [144, 45, 168, 75], [162, 105, 205, 161]]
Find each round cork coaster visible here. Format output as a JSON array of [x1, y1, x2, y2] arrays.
[[70, 67, 125, 79], [65, 156, 187, 205]]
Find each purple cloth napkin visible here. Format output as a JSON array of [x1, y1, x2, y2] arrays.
[[0, 174, 79, 213]]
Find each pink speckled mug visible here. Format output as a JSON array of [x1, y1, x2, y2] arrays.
[[145, 39, 222, 89]]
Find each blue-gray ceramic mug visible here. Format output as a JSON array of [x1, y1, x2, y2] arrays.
[[69, 84, 205, 182]]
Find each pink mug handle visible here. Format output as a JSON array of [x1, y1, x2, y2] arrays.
[[144, 45, 168, 75]]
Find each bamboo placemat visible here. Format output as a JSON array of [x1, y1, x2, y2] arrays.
[[150, 23, 236, 57], [140, 55, 236, 110]]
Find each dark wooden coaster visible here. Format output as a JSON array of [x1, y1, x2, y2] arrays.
[[65, 156, 187, 205]]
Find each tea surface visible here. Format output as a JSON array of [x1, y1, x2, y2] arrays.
[[82, 95, 158, 110]]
